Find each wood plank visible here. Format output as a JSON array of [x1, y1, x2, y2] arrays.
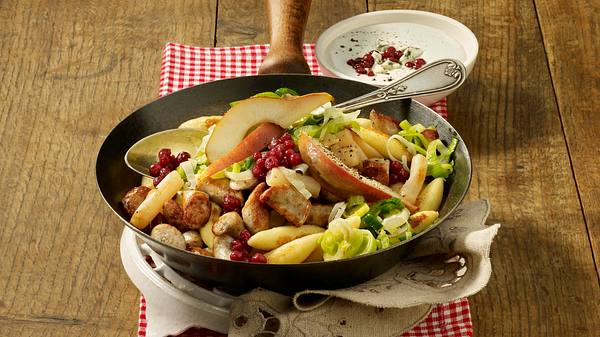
[[215, 0, 367, 46], [0, 1, 217, 336], [369, 0, 600, 335], [534, 0, 600, 274]]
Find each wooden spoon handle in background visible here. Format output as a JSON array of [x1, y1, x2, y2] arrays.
[[258, 0, 312, 74]]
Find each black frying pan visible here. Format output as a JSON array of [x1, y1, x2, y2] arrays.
[[96, 74, 471, 294], [96, 2, 470, 295]]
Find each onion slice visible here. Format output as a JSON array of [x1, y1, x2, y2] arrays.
[[224, 169, 254, 181], [292, 163, 309, 174], [329, 202, 347, 223], [180, 160, 197, 189], [387, 134, 417, 160]]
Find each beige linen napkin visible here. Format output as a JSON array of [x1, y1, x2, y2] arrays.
[[228, 200, 500, 337]]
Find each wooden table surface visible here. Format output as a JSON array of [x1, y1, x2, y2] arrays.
[[1, 1, 598, 336]]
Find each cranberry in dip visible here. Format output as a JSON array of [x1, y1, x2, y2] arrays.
[[346, 45, 427, 77]]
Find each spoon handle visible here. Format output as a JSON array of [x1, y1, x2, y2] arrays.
[[334, 59, 466, 111]]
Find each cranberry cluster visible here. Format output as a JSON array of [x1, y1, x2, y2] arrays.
[[223, 194, 242, 213], [230, 229, 267, 263], [148, 148, 191, 186], [251, 133, 302, 179], [389, 160, 410, 185], [346, 46, 427, 76], [347, 53, 376, 76]]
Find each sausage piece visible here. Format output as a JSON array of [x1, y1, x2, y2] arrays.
[[260, 185, 311, 227], [150, 223, 186, 250], [242, 182, 270, 233], [360, 158, 390, 186], [197, 178, 244, 206], [212, 212, 245, 238], [306, 204, 334, 227], [162, 199, 185, 228], [213, 235, 234, 260], [183, 230, 203, 248], [122, 186, 151, 216], [370, 110, 400, 135], [182, 191, 211, 229]]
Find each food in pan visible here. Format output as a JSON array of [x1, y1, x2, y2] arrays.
[[121, 88, 458, 264]]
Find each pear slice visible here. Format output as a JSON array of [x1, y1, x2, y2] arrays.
[[206, 93, 333, 161], [298, 133, 399, 202]]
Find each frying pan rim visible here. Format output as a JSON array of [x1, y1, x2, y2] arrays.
[[95, 73, 472, 266]]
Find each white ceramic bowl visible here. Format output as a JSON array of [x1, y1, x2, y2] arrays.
[[316, 10, 478, 106]]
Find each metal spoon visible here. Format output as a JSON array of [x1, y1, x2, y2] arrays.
[[125, 59, 466, 177]]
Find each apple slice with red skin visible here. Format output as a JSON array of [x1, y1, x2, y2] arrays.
[[297, 133, 400, 202], [199, 122, 283, 181], [206, 93, 333, 162]]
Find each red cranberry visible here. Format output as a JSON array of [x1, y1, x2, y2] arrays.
[[264, 156, 280, 170], [249, 253, 267, 264], [288, 153, 302, 166], [239, 229, 252, 242], [356, 67, 367, 74], [385, 46, 396, 54], [230, 250, 246, 261], [149, 163, 162, 177], [405, 61, 415, 69], [284, 149, 295, 157], [274, 143, 287, 154], [367, 69, 375, 76], [388, 56, 398, 63], [231, 239, 245, 252], [223, 195, 242, 213], [170, 154, 179, 166], [159, 167, 172, 176], [346, 59, 355, 66], [395, 50, 404, 59], [283, 139, 295, 150], [253, 152, 262, 161], [362, 54, 375, 67], [280, 133, 292, 142], [390, 160, 403, 172], [416, 58, 426, 66], [176, 151, 191, 163], [252, 164, 266, 178], [153, 172, 167, 187], [158, 148, 172, 166], [389, 160, 410, 184]]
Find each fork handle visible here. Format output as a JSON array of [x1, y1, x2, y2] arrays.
[[334, 59, 467, 111], [258, 0, 312, 74]]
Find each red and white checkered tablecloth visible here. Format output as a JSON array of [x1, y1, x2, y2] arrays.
[[137, 42, 469, 337]]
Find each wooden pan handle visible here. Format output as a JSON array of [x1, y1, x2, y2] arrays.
[[258, 0, 312, 75]]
